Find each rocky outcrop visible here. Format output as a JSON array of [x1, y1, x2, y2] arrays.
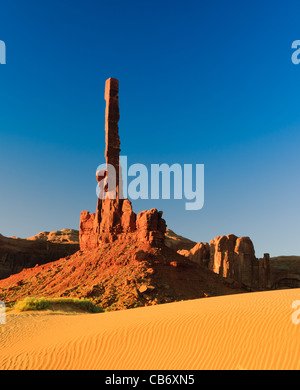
[[179, 233, 271, 290], [136, 209, 166, 247], [267, 255, 300, 289], [209, 235, 261, 289], [79, 78, 166, 250], [79, 212, 97, 250], [233, 236, 257, 286], [164, 229, 197, 252], [27, 229, 79, 244], [259, 253, 270, 289], [121, 199, 137, 233], [178, 242, 210, 266], [208, 235, 238, 277], [0, 232, 79, 280]]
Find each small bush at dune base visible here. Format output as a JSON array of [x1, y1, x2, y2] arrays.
[[14, 297, 104, 313]]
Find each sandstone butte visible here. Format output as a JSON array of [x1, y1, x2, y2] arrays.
[[0, 78, 274, 310]]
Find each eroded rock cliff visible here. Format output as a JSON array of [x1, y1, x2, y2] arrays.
[[0, 231, 79, 279]]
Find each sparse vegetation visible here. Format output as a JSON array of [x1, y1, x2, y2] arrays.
[[14, 297, 104, 313]]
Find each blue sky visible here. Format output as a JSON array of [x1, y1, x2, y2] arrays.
[[1, 0, 300, 257]]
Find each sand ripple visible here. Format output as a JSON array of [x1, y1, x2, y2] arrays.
[[1, 289, 300, 369]]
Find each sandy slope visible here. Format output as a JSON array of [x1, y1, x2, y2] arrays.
[[1, 288, 300, 370]]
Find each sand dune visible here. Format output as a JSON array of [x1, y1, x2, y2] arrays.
[[1, 288, 300, 370]]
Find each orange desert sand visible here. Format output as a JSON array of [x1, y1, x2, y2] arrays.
[[1, 288, 300, 370]]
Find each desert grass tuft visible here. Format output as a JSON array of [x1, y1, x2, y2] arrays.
[[14, 297, 104, 313]]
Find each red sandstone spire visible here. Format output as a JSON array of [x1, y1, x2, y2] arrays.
[[104, 78, 122, 199], [79, 78, 166, 249]]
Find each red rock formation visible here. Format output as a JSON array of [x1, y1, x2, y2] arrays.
[[179, 233, 270, 290], [93, 78, 123, 242], [0, 240, 246, 308], [207, 234, 269, 289], [136, 209, 166, 247], [178, 242, 210, 266], [259, 253, 271, 289], [121, 199, 136, 233], [79, 78, 166, 250], [208, 235, 256, 286], [208, 234, 238, 277], [104, 77, 121, 195], [79, 211, 97, 250], [0, 233, 79, 280], [233, 236, 256, 286]]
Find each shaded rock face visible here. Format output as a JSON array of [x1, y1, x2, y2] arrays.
[[179, 233, 271, 290], [209, 235, 259, 288], [79, 78, 166, 250], [0, 233, 79, 280], [178, 242, 210, 267], [136, 209, 166, 247], [104, 77, 121, 194], [164, 229, 197, 252], [268, 255, 300, 289], [259, 253, 271, 289]]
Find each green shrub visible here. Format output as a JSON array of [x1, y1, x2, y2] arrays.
[[14, 297, 104, 313]]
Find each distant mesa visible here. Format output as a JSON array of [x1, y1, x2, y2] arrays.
[[26, 229, 79, 244], [0, 230, 79, 280]]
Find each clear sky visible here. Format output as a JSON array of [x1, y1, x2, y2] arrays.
[[1, 0, 300, 257]]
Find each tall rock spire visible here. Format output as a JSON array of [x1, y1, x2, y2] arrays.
[[104, 78, 122, 199], [79, 78, 166, 249]]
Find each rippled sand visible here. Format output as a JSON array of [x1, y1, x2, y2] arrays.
[[1, 288, 300, 370]]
